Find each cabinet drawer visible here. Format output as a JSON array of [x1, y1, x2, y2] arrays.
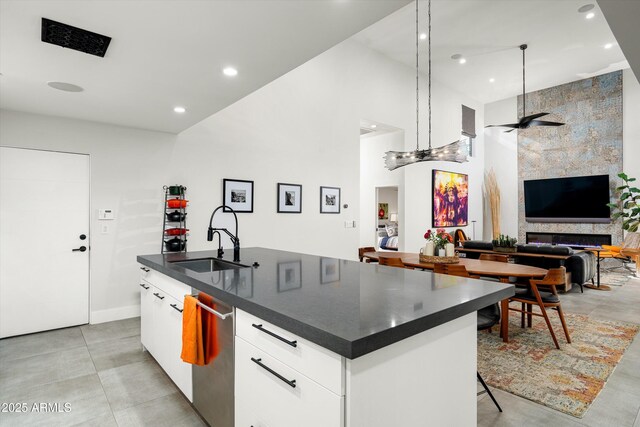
[[235, 337, 343, 427], [236, 309, 343, 395], [139, 265, 191, 302]]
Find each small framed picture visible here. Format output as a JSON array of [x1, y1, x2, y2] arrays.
[[320, 258, 340, 284], [277, 261, 302, 292], [320, 186, 341, 214], [223, 179, 254, 213], [277, 183, 302, 213]]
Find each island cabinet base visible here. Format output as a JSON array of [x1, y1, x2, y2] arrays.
[[345, 313, 477, 427], [235, 310, 477, 427]]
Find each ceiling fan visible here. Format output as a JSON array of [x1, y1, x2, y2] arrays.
[[486, 44, 565, 133]]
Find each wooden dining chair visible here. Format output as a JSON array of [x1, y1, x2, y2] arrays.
[[507, 267, 570, 349], [358, 247, 376, 263], [479, 253, 509, 263], [379, 257, 411, 269], [433, 263, 479, 278]]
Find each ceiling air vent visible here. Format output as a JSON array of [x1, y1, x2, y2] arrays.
[[41, 18, 111, 58]]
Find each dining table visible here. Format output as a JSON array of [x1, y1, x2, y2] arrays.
[[363, 251, 549, 343]]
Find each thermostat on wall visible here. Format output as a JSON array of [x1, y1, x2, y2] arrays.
[[98, 209, 115, 220]]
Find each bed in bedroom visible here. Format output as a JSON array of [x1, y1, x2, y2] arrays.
[[377, 225, 398, 251]]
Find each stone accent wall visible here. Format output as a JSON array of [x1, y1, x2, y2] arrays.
[[517, 71, 623, 245]]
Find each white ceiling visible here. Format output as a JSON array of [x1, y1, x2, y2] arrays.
[[353, 0, 629, 105], [1, 0, 630, 134], [0, 0, 411, 134]]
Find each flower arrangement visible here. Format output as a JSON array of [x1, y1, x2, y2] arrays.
[[424, 228, 453, 250]]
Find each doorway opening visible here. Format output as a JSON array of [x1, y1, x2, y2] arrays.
[[359, 119, 404, 251]]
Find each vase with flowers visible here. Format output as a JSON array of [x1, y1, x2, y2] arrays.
[[423, 228, 454, 256]]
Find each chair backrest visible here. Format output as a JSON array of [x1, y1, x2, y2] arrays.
[[433, 263, 471, 278], [379, 257, 406, 268], [358, 246, 375, 262], [454, 229, 468, 247], [531, 266, 566, 288], [479, 253, 509, 263]]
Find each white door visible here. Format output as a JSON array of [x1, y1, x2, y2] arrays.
[[0, 147, 90, 338]]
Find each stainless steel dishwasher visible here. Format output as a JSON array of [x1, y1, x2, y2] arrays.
[[192, 294, 234, 427]]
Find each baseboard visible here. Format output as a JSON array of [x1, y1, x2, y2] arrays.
[[90, 304, 140, 324]]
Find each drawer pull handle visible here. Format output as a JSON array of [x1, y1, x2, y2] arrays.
[[170, 303, 183, 313], [252, 324, 297, 348], [153, 292, 165, 300], [251, 357, 296, 388], [139, 283, 149, 290], [140, 267, 150, 272]]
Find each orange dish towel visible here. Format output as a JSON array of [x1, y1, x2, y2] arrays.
[[198, 292, 220, 364], [181, 295, 205, 365]]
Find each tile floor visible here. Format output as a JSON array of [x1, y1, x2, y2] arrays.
[[1, 269, 639, 426], [0, 317, 204, 426]]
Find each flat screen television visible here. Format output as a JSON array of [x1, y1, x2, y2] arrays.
[[523, 174, 610, 223]]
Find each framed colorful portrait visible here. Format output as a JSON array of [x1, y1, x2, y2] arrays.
[[432, 170, 468, 227]]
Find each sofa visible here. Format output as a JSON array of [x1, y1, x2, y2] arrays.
[[461, 241, 596, 292]]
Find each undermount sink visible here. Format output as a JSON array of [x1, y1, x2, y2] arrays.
[[171, 258, 247, 273]]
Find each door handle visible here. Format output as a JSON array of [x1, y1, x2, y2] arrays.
[[72, 246, 87, 252]]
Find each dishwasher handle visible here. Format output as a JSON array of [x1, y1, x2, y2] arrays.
[[185, 294, 233, 320]]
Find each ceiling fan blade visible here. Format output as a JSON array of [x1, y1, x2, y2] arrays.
[[485, 123, 520, 129], [504, 128, 517, 133], [529, 120, 565, 127], [520, 112, 550, 125]]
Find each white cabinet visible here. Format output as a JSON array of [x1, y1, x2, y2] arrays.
[[139, 266, 193, 401], [139, 280, 156, 355], [235, 336, 343, 427], [235, 309, 344, 427], [236, 310, 343, 395]]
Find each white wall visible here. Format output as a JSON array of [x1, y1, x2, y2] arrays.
[[623, 69, 640, 182], [483, 68, 640, 244], [171, 38, 485, 260], [0, 110, 177, 323], [360, 130, 404, 246], [483, 97, 518, 240]]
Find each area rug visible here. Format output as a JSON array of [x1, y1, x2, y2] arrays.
[[599, 262, 637, 287], [477, 312, 639, 418]]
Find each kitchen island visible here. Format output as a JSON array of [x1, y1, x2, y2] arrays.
[[138, 248, 513, 427]]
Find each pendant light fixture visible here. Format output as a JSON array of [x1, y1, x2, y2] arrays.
[[384, 0, 468, 171], [486, 44, 565, 132]]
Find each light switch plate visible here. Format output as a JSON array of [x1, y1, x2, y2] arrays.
[[98, 209, 115, 220]]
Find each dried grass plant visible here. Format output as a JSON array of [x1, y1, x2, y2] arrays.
[[484, 169, 501, 239]]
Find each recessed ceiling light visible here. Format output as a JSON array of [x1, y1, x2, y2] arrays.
[[371, 124, 377, 129], [459, 58, 467, 64], [489, 78, 495, 83], [223, 67, 238, 77], [419, 33, 427, 40], [173, 106, 186, 113], [47, 81, 83, 92], [586, 12, 595, 19], [604, 43, 613, 49], [578, 4, 594, 13]]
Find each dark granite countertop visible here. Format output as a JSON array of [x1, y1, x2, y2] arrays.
[[137, 248, 513, 359]]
